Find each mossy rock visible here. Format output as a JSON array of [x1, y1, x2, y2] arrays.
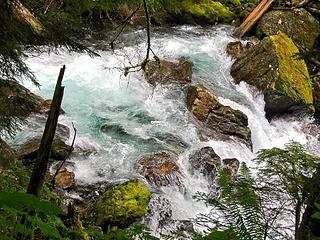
[[179, 0, 235, 23], [231, 32, 314, 119], [256, 9, 320, 50], [94, 179, 151, 228]]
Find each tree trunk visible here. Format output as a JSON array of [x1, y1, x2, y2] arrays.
[[27, 66, 65, 196]]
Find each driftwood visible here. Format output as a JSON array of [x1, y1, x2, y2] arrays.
[[27, 66, 65, 196], [233, 0, 275, 38]]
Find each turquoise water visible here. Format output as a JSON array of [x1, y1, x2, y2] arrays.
[[18, 25, 319, 227]]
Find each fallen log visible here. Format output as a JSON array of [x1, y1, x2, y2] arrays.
[[233, 0, 275, 38]]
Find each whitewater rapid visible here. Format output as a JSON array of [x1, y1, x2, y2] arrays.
[[17, 25, 319, 231]]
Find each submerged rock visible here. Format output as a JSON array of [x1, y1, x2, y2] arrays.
[[19, 138, 72, 165], [142, 194, 173, 230], [256, 9, 320, 50], [226, 41, 244, 60], [54, 168, 75, 190], [0, 139, 17, 168], [231, 32, 314, 119], [137, 152, 184, 189], [93, 179, 151, 228], [187, 85, 252, 148], [188, 147, 221, 180], [144, 58, 192, 86]]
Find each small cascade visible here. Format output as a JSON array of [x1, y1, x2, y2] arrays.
[[15, 25, 320, 235]]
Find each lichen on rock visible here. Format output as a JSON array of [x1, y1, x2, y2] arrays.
[[256, 9, 320, 50], [231, 32, 314, 119], [94, 179, 151, 228]]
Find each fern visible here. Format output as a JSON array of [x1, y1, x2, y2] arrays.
[[194, 163, 265, 240], [0, 192, 65, 239]]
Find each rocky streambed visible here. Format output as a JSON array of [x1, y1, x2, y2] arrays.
[[1, 6, 320, 237]]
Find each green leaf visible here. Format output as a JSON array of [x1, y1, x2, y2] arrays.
[[311, 212, 320, 220]]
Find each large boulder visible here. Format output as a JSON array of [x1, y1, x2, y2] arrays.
[[94, 179, 151, 228], [0, 79, 65, 136], [231, 33, 314, 119], [0, 139, 17, 168], [187, 85, 252, 148], [137, 152, 184, 189], [256, 9, 320, 50], [144, 58, 192, 86], [188, 147, 221, 180], [19, 138, 72, 166]]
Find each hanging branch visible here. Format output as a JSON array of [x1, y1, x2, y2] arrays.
[[109, 0, 157, 75], [27, 65, 65, 197], [51, 122, 77, 190], [141, 0, 151, 70], [110, 4, 141, 50]]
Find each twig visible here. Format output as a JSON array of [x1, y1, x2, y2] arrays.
[[51, 122, 77, 189]]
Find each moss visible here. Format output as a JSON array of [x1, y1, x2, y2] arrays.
[[179, 0, 235, 22], [270, 33, 314, 111], [95, 179, 151, 228]]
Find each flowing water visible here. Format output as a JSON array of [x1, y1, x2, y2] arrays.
[[15, 25, 320, 234]]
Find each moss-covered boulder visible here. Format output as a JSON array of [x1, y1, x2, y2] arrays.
[[256, 9, 320, 50], [144, 58, 192, 86], [187, 85, 252, 148], [231, 33, 314, 119], [94, 179, 151, 228], [0, 139, 17, 168]]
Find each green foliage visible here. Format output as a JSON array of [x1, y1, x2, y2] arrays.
[[0, 192, 65, 239], [195, 163, 264, 240], [311, 203, 320, 220], [255, 142, 320, 203]]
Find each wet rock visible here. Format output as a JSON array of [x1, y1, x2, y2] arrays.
[[19, 138, 72, 165], [187, 85, 252, 148], [188, 147, 221, 180], [223, 158, 240, 178], [23, 114, 70, 142], [39, 99, 65, 115], [55, 168, 75, 190], [0, 79, 44, 116], [231, 33, 314, 120], [74, 181, 113, 202], [93, 179, 151, 229], [137, 152, 184, 189], [256, 9, 320, 50], [144, 58, 193, 86], [0, 139, 17, 168], [142, 194, 173, 230], [0, 79, 65, 118], [226, 41, 244, 60]]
